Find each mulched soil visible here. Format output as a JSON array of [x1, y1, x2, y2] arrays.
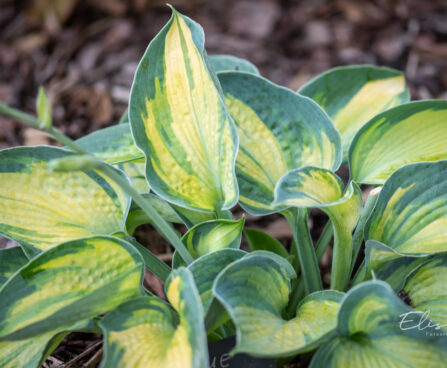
[[0, 0, 446, 366]]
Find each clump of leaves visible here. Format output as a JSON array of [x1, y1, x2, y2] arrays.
[[1, 7, 447, 368]]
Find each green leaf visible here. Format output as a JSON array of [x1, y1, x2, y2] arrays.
[[213, 254, 343, 357], [310, 280, 447, 368], [350, 100, 447, 184], [172, 217, 245, 267], [275, 167, 363, 289], [0, 247, 28, 287], [129, 8, 238, 213], [210, 55, 260, 74], [218, 71, 341, 215], [36, 87, 52, 130], [76, 124, 144, 165], [244, 228, 288, 258], [0, 146, 129, 255], [365, 161, 447, 254], [403, 254, 447, 327], [126, 193, 182, 235], [100, 268, 208, 368], [299, 65, 409, 158], [0, 236, 144, 341]]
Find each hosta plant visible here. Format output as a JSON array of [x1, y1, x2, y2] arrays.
[[1, 7, 447, 368]]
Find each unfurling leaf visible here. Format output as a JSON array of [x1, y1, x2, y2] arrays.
[[36, 87, 52, 130]]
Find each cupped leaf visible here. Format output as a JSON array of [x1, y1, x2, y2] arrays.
[[403, 254, 447, 327], [350, 100, 447, 184], [299, 65, 409, 157], [76, 124, 144, 164], [183, 217, 245, 258], [172, 217, 245, 267], [0, 247, 28, 287], [365, 161, 447, 254], [100, 268, 208, 368], [310, 280, 447, 368], [210, 55, 260, 74], [275, 167, 363, 289], [188, 248, 246, 313], [213, 254, 343, 357], [0, 146, 129, 255], [0, 236, 144, 341], [218, 71, 341, 215], [129, 8, 238, 213]]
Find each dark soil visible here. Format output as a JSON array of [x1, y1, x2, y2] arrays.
[[0, 0, 446, 366]]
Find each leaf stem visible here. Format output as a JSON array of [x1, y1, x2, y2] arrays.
[[287, 221, 333, 316], [349, 189, 380, 275], [284, 208, 322, 295], [0, 101, 88, 154], [0, 100, 194, 265]]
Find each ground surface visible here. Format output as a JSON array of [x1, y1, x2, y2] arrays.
[[1, 0, 446, 366]]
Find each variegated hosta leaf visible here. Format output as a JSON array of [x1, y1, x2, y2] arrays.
[[358, 240, 429, 290], [218, 71, 342, 215], [310, 280, 447, 368], [350, 100, 447, 184], [275, 167, 363, 289], [403, 254, 447, 327], [365, 161, 447, 254], [0, 236, 143, 341], [0, 247, 28, 287], [209, 55, 260, 74], [0, 319, 96, 368], [126, 193, 182, 235], [129, 8, 238, 213], [213, 254, 343, 357], [299, 65, 409, 158], [76, 124, 144, 164], [0, 146, 129, 255], [188, 248, 246, 313], [172, 217, 245, 267], [0, 330, 59, 368], [100, 268, 208, 368]]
